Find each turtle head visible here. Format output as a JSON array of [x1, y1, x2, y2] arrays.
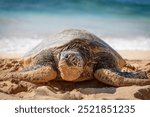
[[58, 50, 84, 81]]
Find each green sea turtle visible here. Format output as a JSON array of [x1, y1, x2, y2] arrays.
[[0, 29, 150, 86]]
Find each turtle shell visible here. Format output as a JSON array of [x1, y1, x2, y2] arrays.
[[25, 29, 126, 67]]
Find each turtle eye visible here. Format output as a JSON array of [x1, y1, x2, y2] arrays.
[[65, 55, 69, 59], [72, 57, 75, 61], [66, 54, 73, 59]]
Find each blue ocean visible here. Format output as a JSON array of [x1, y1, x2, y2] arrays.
[[0, 0, 150, 53]]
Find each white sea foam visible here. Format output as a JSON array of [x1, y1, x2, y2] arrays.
[[0, 37, 42, 54], [103, 36, 150, 50], [0, 36, 149, 55]]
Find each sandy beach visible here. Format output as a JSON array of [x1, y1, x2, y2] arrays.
[[0, 50, 150, 100]]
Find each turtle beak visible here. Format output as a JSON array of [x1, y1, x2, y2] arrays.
[[58, 59, 83, 81], [58, 59, 66, 67]]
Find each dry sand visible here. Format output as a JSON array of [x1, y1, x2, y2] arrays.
[[0, 50, 150, 100]]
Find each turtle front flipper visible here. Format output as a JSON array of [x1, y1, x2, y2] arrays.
[[0, 65, 57, 83], [94, 68, 150, 87]]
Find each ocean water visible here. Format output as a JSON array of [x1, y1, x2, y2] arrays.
[[0, 0, 150, 53]]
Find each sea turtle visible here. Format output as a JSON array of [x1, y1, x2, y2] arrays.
[[0, 29, 150, 86]]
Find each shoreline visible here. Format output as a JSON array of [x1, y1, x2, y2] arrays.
[[118, 50, 150, 60], [0, 50, 150, 60]]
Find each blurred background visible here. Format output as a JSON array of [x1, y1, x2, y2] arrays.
[[0, 0, 150, 53]]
